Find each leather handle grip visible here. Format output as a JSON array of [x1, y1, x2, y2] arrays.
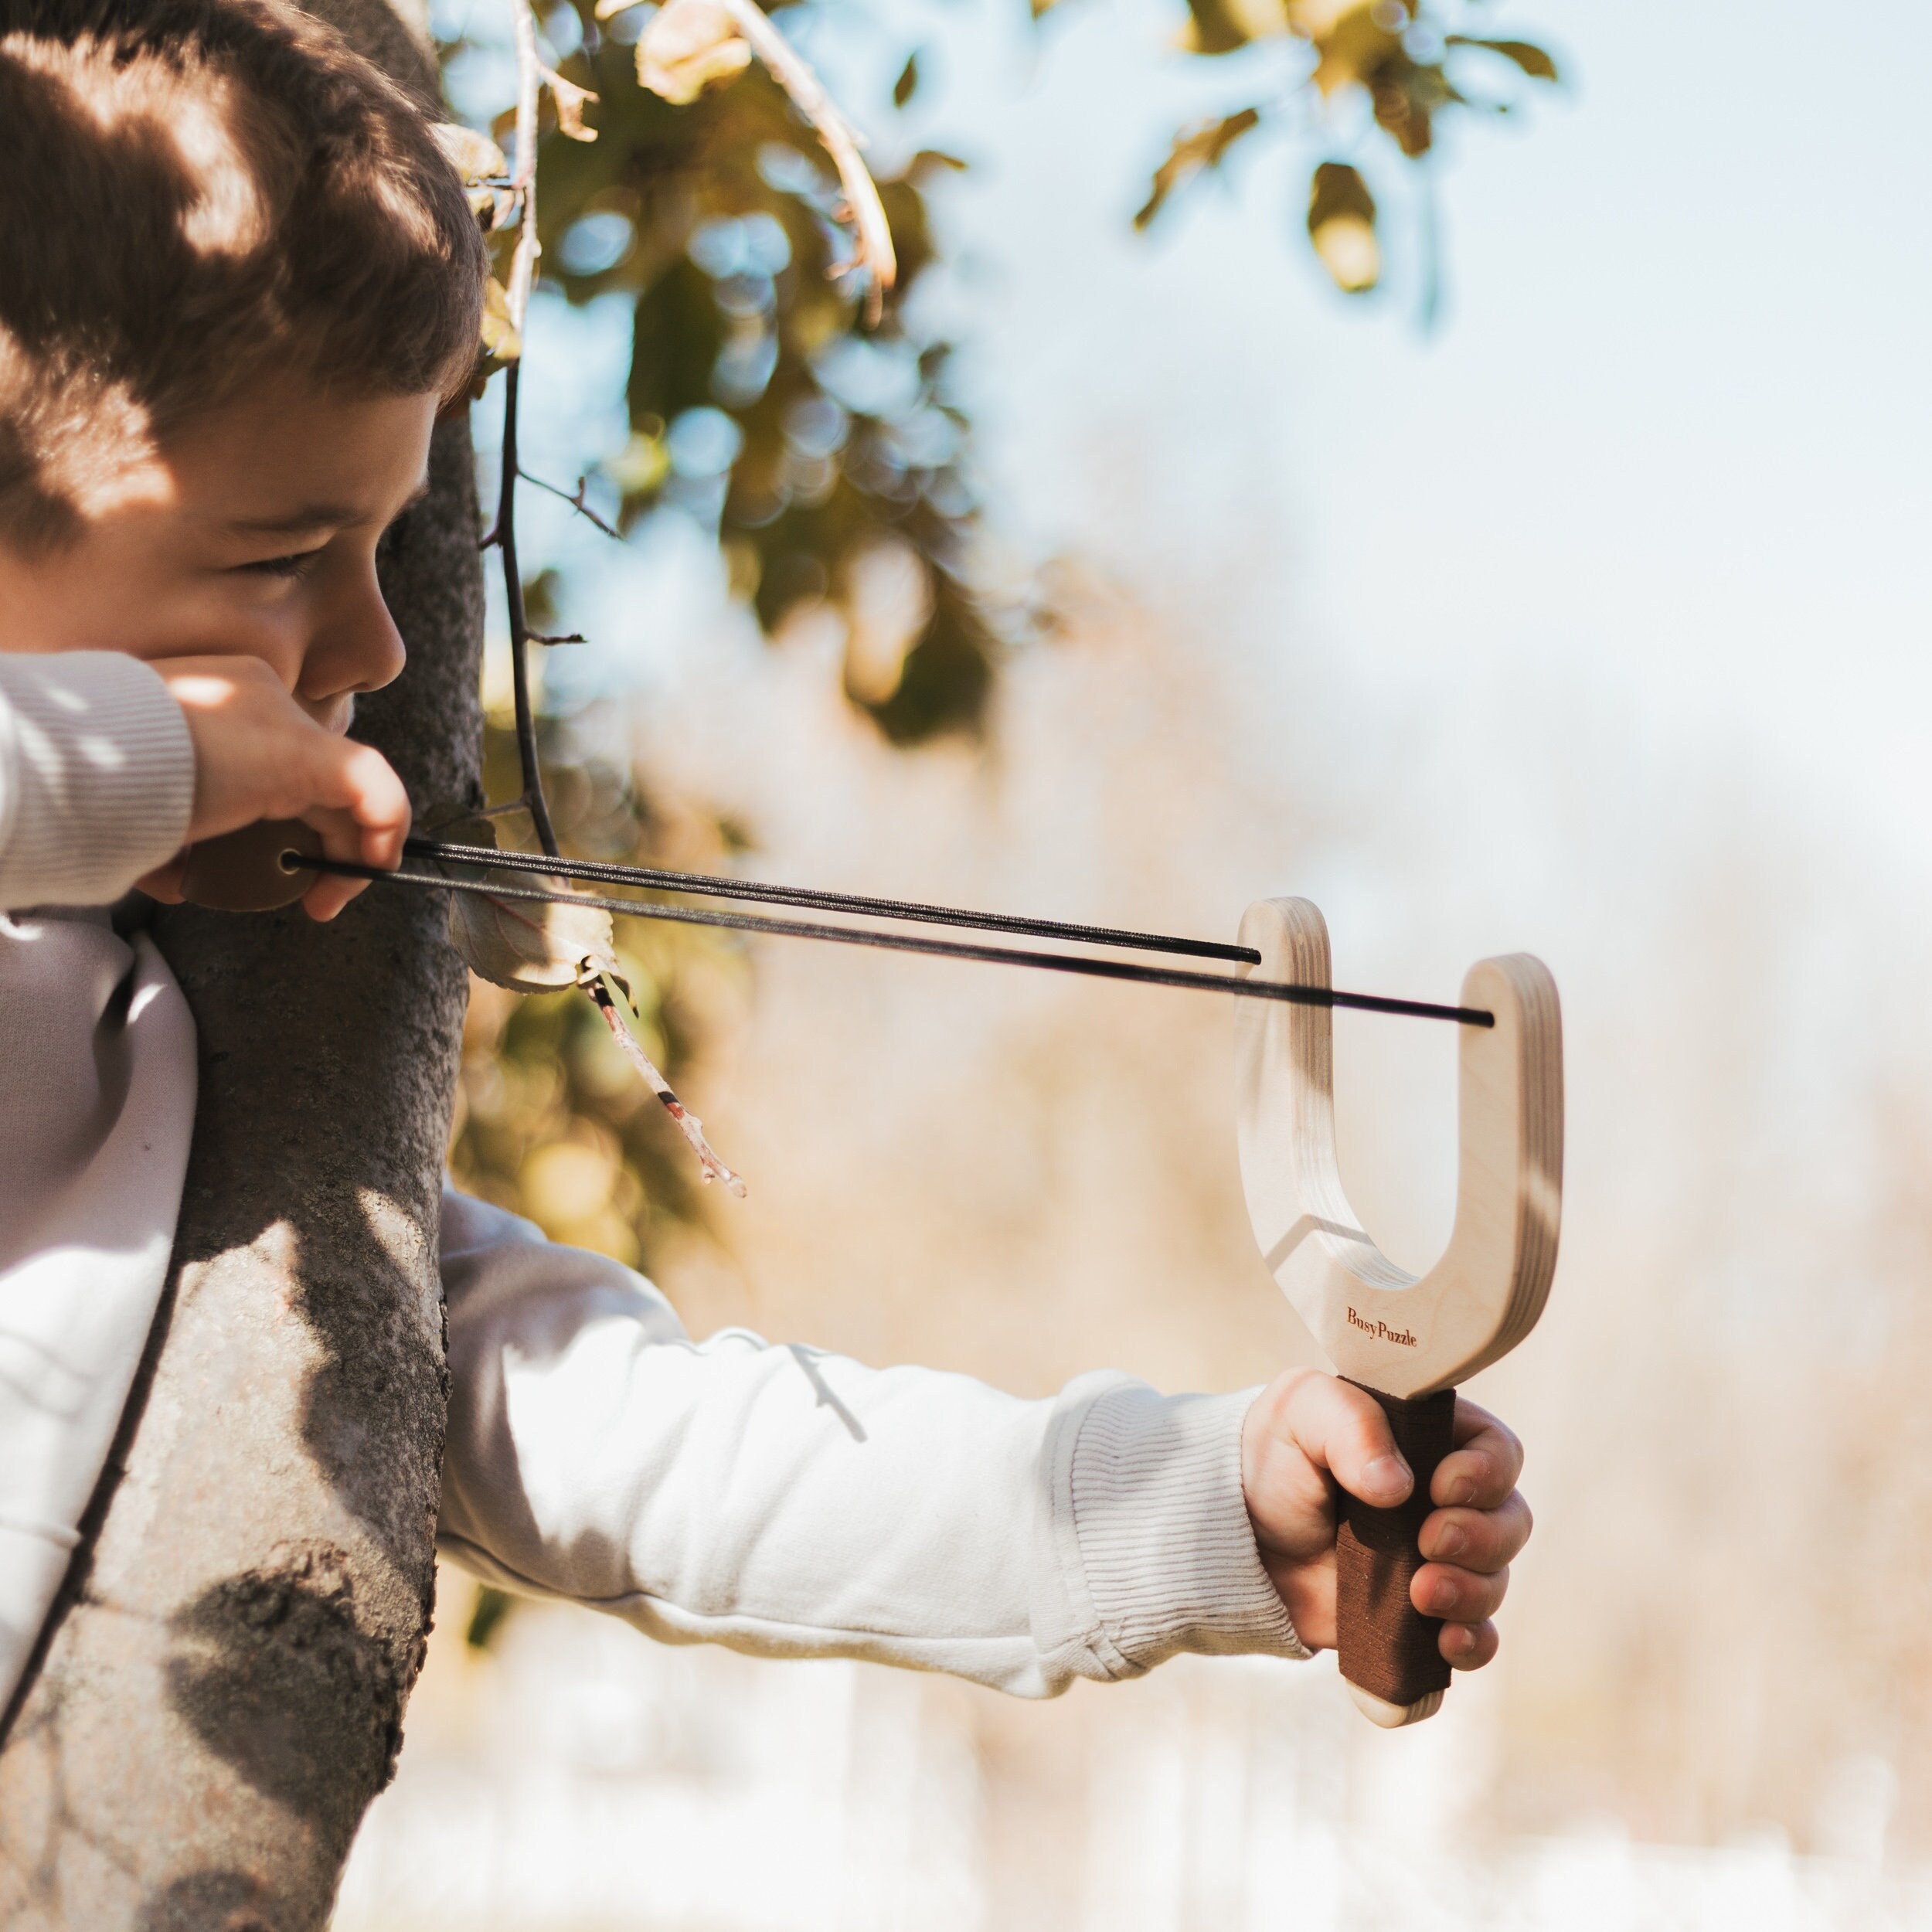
[[1335, 1381, 1458, 1726]]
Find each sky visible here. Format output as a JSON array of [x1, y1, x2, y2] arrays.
[[905, 0, 1932, 868]]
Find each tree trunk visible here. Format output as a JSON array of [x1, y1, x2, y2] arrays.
[[0, 15, 481, 1923]]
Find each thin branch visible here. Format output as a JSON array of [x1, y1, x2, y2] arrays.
[[495, 368, 561, 857], [518, 466, 622, 539], [590, 975, 747, 1196], [505, 0, 543, 332], [713, 0, 896, 325], [498, 2, 556, 855]]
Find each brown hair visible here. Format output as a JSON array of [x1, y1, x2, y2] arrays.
[[0, 0, 485, 549]]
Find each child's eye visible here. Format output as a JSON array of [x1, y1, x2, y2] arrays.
[[235, 549, 324, 580]]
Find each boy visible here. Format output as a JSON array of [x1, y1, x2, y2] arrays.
[[0, 0, 1528, 1736]]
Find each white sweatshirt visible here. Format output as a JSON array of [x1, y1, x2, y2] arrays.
[[0, 651, 1305, 1716]]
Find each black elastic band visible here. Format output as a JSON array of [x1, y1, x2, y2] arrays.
[[311, 857, 1494, 1026], [405, 837, 1260, 965]]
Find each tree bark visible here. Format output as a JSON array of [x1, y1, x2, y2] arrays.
[[0, 14, 481, 1923]]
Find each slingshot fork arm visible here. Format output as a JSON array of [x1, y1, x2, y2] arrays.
[[1236, 899, 1562, 1399]]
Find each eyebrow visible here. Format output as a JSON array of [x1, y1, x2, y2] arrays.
[[229, 478, 431, 537]]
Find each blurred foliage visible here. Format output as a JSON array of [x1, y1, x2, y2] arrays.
[[496, 4, 1002, 744], [444, 0, 1557, 758], [1131, 0, 1560, 294]]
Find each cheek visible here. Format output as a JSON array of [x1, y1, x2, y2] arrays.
[[121, 583, 311, 679]]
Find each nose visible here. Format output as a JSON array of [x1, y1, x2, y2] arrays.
[[301, 555, 407, 707]]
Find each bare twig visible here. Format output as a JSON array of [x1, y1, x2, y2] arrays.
[[498, 0, 556, 852], [519, 466, 622, 539], [496, 366, 559, 855], [590, 974, 747, 1196], [712, 0, 896, 325], [505, 0, 543, 332]]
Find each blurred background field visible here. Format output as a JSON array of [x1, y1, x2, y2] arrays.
[[336, 0, 1932, 1923]]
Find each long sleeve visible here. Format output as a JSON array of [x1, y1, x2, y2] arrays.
[[0, 651, 195, 910], [437, 1192, 1307, 1697], [0, 906, 197, 1709]]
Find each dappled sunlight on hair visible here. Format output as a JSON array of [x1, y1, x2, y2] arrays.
[[0, 0, 485, 553]]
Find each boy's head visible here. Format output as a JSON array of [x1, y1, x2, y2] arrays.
[[1, 0, 484, 551], [0, 0, 485, 720]]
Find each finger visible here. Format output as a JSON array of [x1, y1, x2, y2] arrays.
[[1279, 1372, 1413, 1510], [1420, 1490, 1532, 1572], [134, 854, 189, 904], [1431, 1399, 1524, 1510], [338, 742, 412, 869], [1412, 1560, 1509, 1624], [295, 804, 372, 922], [301, 872, 369, 923], [1439, 1619, 1498, 1672]]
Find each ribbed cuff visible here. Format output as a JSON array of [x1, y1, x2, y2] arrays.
[[1068, 1381, 1308, 1673], [0, 652, 195, 910]]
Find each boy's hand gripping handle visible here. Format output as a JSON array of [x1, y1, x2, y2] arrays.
[[1335, 1383, 1458, 1726]]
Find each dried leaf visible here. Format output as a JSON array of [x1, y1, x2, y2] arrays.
[[1307, 160, 1379, 293], [432, 122, 508, 184], [546, 68, 600, 141], [595, 0, 643, 14], [480, 277, 522, 362], [451, 889, 619, 992], [1445, 35, 1560, 83], [434, 820, 621, 993], [893, 52, 919, 107], [638, 0, 752, 105], [1134, 108, 1261, 230]]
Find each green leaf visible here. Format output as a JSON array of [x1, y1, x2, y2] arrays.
[[1445, 36, 1560, 82], [464, 1584, 518, 1650], [893, 51, 920, 108], [1134, 107, 1263, 231]]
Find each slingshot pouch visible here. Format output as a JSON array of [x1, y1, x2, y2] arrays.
[[179, 818, 321, 912], [1335, 1381, 1458, 1709]]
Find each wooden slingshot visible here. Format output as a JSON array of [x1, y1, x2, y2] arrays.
[[181, 828, 1562, 1730], [1235, 898, 1563, 1726]]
